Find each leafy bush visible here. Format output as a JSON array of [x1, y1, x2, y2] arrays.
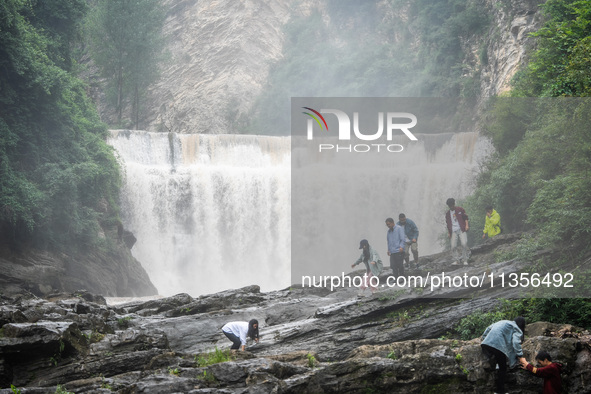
[[512, 0, 591, 97]]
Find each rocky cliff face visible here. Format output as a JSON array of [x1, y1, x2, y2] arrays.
[[0, 239, 157, 298], [141, 0, 292, 134], [94, 0, 544, 134], [1, 234, 589, 393], [478, 0, 545, 97]]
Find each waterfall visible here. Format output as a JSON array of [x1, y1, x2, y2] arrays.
[[108, 131, 291, 296], [108, 130, 490, 295]]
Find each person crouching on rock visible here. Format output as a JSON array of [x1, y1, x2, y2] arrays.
[[351, 239, 383, 296], [221, 319, 259, 351], [520, 350, 563, 394], [481, 316, 527, 394]]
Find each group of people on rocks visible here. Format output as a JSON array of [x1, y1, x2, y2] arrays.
[[222, 198, 562, 393], [351, 213, 421, 295], [351, 198, 503, 296]]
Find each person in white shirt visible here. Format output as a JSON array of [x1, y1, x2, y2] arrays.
[[221, 319, 259, 351]]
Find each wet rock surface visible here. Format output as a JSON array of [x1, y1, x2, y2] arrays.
[[1, 235, 590, 393]]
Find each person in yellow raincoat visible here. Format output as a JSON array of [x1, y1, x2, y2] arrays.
[[482, 205, 501, 239]]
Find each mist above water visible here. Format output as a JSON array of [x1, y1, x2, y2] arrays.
[[292, 131, 492, 280]]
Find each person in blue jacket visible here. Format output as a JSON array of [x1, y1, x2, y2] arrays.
[[386, 217, 406, 278], [397, 213, 419, 268], [481, 317, 527, 394]]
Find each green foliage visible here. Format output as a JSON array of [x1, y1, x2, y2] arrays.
[[509, 298, 591, 330], [10, 385, 22, 394], [198, 370, 217, 383], [467, 98, 591, 241], [195, 347, 235, 367], [168, 366, 180, 376], [387, 310, 411, 327], [54, 385, 73, 394], [455, 308, 509, 340], [455, 353, 463, 363], [49, 339, 66, 366], [512, 0, 591, 97], [0, 0, 121, 251], [306, 353, 318, 368], [85, 0, 166, 127], [84, 330, 105, 344], [455, 298, 591, 340], [117, 316, 133, 328]]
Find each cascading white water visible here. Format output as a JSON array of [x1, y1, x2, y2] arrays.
[[108, 130, 490, 295], [108, 131, 291, 296]]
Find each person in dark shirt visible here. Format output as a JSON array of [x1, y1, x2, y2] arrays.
[[520, 350, 562, 394]]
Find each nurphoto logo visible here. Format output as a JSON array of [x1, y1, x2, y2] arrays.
[[301, 107, 418, 153]]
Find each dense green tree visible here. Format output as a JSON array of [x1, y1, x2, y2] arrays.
[[513, 0, 591, 97], [0, 0, 120, 250], [85, 0, 166, 128]]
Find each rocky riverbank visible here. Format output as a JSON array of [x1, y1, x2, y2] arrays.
[[1, 234, 590, 393]]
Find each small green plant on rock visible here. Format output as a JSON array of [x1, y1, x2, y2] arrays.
[[195, 347, 234, 367], [101, 377, 113, 390], [168, 366, 180, 376], [55, 385, 74, 394], [306, 353, 318, 368], [117, 316, 134, 328], [455, 353, 463, 363], [10, 385, 22, 394], [387, 310, 410, 327], [198, 370, 217, 383], [50, 339, 66, 366]]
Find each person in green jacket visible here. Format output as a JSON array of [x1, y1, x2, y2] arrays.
[[351, 239, 383, 295], [482, 205, 502, 239]]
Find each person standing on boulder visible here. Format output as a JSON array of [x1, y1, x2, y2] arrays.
[[351, 239, 383, 295], [386, 217, 405, 278], [481, 317, 527, 394], [221, 319, 259, 351], [397, 213, 419, 268], [445, 198, 470, 265], [482, 205, 502, 239]]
